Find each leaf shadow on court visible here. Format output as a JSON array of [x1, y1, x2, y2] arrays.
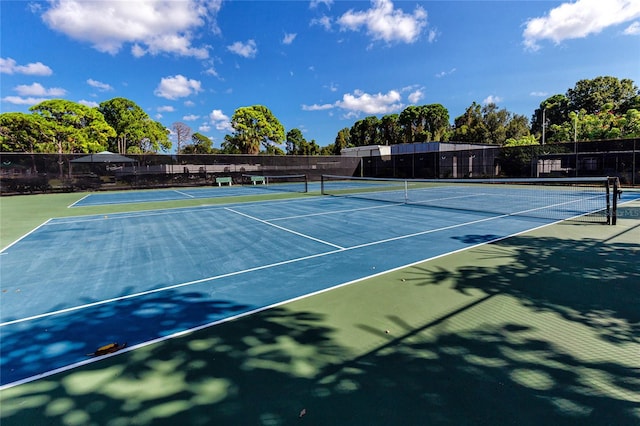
[[2, 218, 639, 425], [419, 234, 639, 345]]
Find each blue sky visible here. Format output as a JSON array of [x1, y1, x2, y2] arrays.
[[1, 0, 639, 151]]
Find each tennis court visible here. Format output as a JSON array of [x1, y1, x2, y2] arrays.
[[71, 175, 312, 207], [1, 177, 639, 425]]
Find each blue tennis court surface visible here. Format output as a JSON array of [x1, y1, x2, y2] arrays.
[[71, 182, 320, 207], [1, 191, 638, 387]]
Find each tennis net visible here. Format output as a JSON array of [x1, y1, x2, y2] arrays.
[[321, 175, 619, 225], [241, 174, 308, 193]]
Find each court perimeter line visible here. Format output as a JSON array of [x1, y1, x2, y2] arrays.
[[0, 218, 53, 253], [225, 207, 345, 249], [0, 214, 564, 391], [173, 189, 195, 198], [68, 194, 90, 208]]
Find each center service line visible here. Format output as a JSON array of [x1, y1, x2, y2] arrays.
[[224, 207, 345, 250]]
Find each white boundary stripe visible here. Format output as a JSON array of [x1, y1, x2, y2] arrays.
[[225, 207, 345, 249], [173, 189, 195, 198], [0, 218, 53, 254], [68, 194, 90, 208], [0, 214, 566, 391]]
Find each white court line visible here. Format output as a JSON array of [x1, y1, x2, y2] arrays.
[[173, 189, 195, 198], [67, 194, 90, 208], [225, 207, 345, 249], [0, 218, 53, 254]]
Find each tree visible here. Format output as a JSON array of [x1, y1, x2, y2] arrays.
[[482, 103, 510, 145], [285, 129, 321, 155], [0, 112, 53, 173], [333, 127, 351, 154], [98, 97, 171, 154], [349, 116, 381, 147], [379, 114, 400, 145], [172, 122, 192, 155], [286, 128, 305, 155], [29, 99, 115, 154], [532, 94, 569, 136], [227, 105, 285, 154], [567, 76, 638, 114], [451, 102, 528, 145], [180, 132, 215, 154], [29, 99, 115, 177], [421, 104, 450, 142], [547, 105, 640, 142], [220, 134, 242, 154], [498, 137, 540, 177], [0, 112, 50, 154], [505, 114, 531, 141], [398, 105, 421, 143], [451, 102, 488, 143]]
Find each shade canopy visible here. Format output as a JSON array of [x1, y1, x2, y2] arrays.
[[70, 151, 136, 163]]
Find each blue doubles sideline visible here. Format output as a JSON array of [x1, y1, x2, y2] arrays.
[[1, 192, 639, 388]]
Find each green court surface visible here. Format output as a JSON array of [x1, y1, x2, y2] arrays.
[[1, 191, 639, 425]]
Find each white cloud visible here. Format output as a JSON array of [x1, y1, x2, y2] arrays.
[[204, 67, 219, 77], [310, 0, 333, 9], [157, 105, 175, 112], [523, 0, 640, 51], [407, 89, 424, 104], [624, 21, 640, 35], [530, 91, 549, 97], [183, 114, 200, 121], [337, 0, 428, 44], [209, 109, 232, 131], [338, 89, 403, 116], [324, 82, 338, 92], [282, 33, 297, 45], [198, 124, 211, 132], [227, 40, 257, 58], [0, 57, 53, 75], [482, 95, 502, 105], [39, 0, 221, 58], [303, 88, 405, 116], [14, 82, 66, 97], [154, 75, 202, 100], [427, 29, 438, 43], [78, 99, 99, 107], [310, 15, 332, 31], [87, 78, 113, 91], [435, 68, 456, 78], [1, 96, 50, 105], [302, 103, 334, 111]]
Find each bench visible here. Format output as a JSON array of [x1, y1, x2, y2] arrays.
[[216, 176, 232, 186], [250, 176, 266, 185]]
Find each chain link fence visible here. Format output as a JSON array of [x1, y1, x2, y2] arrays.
[[0, 154, 360, 194], [358, 139, 639, 185]]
